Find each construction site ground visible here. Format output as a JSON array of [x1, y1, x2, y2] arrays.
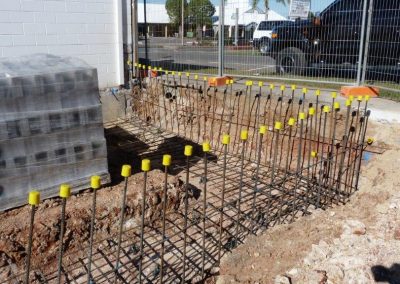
[[0, 88, 399, 283], [216, 100, 400, 283]]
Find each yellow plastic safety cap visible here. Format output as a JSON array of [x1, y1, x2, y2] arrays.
[[184, 145, 193, 157], [186, 72, 190, 77], [148, 66, 152, 70], [194, 75, 198, 80], [141, 159, 151, 172], [28, 191, 40, 206], [159, 67, 163, 71], [367, 137, 374, 145], [222, 134, 230, 145], [334, 102, 340, 110], [270, 84, 274, 90], [357, 95, 363, 102], [349, 95, 354, 101], [275, 121, 282, 130], [259, 125, 267, 134], [309, 107, 315, 116], [240, 130, 248, 141], [323, 106, 330, 113], [91, 176, 101, 190], [291, 84, 296, 90], [203, 142, 211, 152], [316, 89, 321, 96], [165, 71, 169, 75], [59, 184, 71, 199], [346, 99, 352, 107], [365, 95, 370, 102], [311, 151, 317, 158], [172, 71, 176, 75], [280, 85, 285, 91], [203, 76, 207, 81], [121, 164, 132, 178], [331, 92, 337, 99], [258, 81, 263, 87], [162, 154, 172, 166], [302, 87, 307, 94], [229, 79, 234, 84], [226, 79, 230, 85], [246, 81, 253, 86], [178, 72, 182, 76], [299, 112, 306, 120], [288, 117, 296, 126]]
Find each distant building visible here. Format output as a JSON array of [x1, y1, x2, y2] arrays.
[[138, 3, 176, 37], [213, 3, 287, 39]]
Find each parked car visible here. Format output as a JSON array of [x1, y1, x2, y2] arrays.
[[252, 20, 291, 54], [267, 0, 400, 80]]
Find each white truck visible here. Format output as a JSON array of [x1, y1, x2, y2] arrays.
[[252, 20, 291, 54]]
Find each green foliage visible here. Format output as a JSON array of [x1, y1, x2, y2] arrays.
[[165, 0, 188, 25], [187, 0, 216, 26]]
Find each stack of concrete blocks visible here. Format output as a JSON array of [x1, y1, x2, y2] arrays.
[[0, 54, 109, 210]]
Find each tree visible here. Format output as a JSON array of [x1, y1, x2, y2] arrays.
[[251, 0, 291, 20], [165, 0, 188, 26], [187, 0, 215, 38]]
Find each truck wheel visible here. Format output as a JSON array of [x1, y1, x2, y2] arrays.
[[259, 38, 271, 54], [276, 47, 307, 75]]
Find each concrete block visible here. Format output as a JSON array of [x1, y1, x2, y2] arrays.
[[34, 12, 57, 23], [44, 1, 66, 12], [23, 23, 46, 34], [8, 11, 35, 23], [12, 35, 36, 46], [86, 2, 105, 14], [0, 0, 21, 11], [0, 23, 23, 35], [21, 1, 44, 12]]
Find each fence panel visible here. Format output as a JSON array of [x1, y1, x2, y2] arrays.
[[363, 0, 400, 92]]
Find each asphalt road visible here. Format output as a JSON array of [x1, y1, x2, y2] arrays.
[[138, 44, 277, 75]]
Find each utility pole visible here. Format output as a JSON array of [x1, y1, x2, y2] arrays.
[[181, 0, 184, 46], [131, 0, 139, 77], [218, 0, 225, 76]]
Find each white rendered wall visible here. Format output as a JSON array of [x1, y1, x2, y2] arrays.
[[0, 0, 124, 88]]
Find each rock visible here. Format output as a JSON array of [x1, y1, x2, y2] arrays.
[[274, 275, 290, 284], [342, 219, 366, 236], [124, 218, 138, 229], [394, 227, 400, 240], [254, 252, 260, 257], [287, 268, 299, 277], [330, 211, 336, 217]]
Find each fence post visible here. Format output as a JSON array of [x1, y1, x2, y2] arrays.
[[361, 0, 374, 84], [218, 0, 225, 76], [356, 0, 369, 85]]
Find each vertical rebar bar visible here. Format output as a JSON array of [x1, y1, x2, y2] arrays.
[[113, 165, 131, 284], [57, 184, 71, 284], [160, 155, 171, 283], [292, 113, 305, 222], [218, 135, 229, 264], [139, 159, 150, 284], [251, 126, 265, 232], [234, 130, 247, 246], [182, 145, 192, 283], [201, 142, 210, 279], [24, 191, 40, 284], [87, 176, 101, 284]]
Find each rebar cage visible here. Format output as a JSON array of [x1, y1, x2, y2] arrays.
[[3, 68, 371, 284]]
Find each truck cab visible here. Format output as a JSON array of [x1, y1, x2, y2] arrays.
[[269, 0, 400, 80]]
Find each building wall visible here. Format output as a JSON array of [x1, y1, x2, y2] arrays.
[[0, 0, 124, 88]]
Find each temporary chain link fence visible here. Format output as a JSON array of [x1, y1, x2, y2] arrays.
[[132, 0, 400, 93]]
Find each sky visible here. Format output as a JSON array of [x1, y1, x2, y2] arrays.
[[140, 0, 335, 17]]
